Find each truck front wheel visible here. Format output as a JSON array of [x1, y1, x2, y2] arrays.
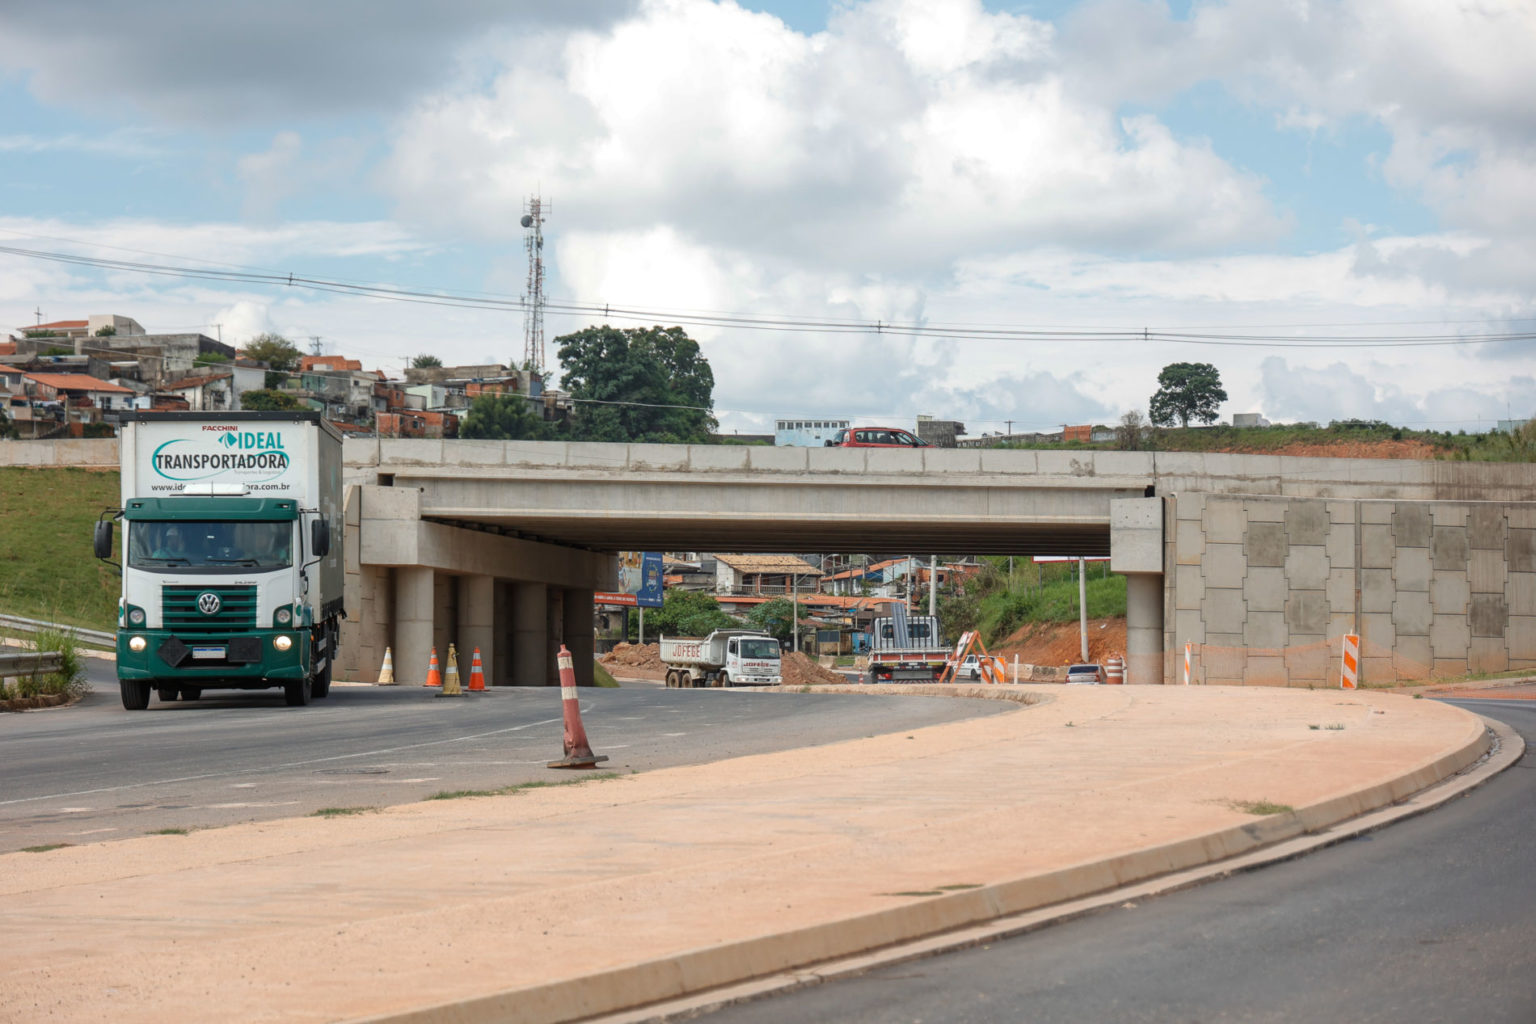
[[284, 675, 312, 707], [716, 672, 729, 688], [157, 687, 178, 702], [120, 679, 150, 710]]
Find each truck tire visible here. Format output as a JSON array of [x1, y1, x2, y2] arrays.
[[717, 672, 729, 689], [284, 675, 312, 707], [120, 679, 150, 710], [182, 687, 203, 701], [311, 628, 333, 699], [157, 687, 179, 702], [664, 670, 676, 687]]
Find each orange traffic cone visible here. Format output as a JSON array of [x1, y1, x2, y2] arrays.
[[547, 645, 608, 769], [424, 647, 442, 688], [467, 647, 486, 692]]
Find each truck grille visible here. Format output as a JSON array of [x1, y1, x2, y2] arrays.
[[162, 585, 258, 633]]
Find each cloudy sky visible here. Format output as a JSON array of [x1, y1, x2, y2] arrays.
[[3, 0, 1534, 435]]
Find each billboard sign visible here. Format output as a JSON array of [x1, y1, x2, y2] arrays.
[[595, 551, 664, 608]]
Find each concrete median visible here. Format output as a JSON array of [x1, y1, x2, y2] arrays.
[[0, 685, 1499, 1024]]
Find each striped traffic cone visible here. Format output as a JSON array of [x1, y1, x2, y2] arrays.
[[377, 647, 395, 685], [437, 643, 464, 697], [547, 645, 608, 769], [424, 647, 442, 688], [467, 647, 486, 692]]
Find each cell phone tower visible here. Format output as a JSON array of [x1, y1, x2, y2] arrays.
[[519, 196, 548, 372]]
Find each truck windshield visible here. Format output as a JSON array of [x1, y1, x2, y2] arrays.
[[128, 521, 293, 572], [739, 639, 780, 660]]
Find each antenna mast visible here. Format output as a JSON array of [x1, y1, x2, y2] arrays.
[[520, 196, 548, 372]]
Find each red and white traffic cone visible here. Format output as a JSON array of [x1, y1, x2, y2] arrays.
[[547, 644, 608, 769], [467, 647, 486, 692], [424, 647, 442, 688]]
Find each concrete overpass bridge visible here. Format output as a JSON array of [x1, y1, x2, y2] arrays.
[[338, 439, 1536, 692]]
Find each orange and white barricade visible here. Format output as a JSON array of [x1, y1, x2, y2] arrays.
[[1340, 634, 1360, 690]]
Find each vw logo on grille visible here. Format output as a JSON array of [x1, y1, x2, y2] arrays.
[[197, 592, 222, 615]]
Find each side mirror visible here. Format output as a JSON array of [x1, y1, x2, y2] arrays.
[[311, 519, 331, 558], [93, 520, 114, 560]]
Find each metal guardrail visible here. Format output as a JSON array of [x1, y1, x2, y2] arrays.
[[0, 613, 114, 647], [0, 650, 64, 680]]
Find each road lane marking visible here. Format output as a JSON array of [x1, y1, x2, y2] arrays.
[[0, 715, 566, 807]]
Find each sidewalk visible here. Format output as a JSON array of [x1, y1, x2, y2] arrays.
[[0, 684, 1492, 1024]]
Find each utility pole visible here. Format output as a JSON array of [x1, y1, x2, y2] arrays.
[[1078, 555, 1089, 662], [928, 555, 937, 617], [309, 336, 323, 356]]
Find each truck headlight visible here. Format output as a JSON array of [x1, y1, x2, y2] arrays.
[[128, 636, 147, 652], [275, 607, 292, 625], [128, 607, 146, 626], [273, 635, 293, 652]]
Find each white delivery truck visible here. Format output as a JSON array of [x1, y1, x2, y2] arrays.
[[94, 411, 344, 709], [659, 630, 783, 687]]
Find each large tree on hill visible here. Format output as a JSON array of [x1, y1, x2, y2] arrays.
[[1150, 362, 1228, 427], [459, 393, 560, 441], [241, 333, 303, 388], [556, 325, 716, 443]]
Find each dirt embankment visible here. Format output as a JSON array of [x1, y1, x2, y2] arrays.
[[986, 618, 1128, 666], [599, 643, 844, 686], [1233, 439, 1448, 460]]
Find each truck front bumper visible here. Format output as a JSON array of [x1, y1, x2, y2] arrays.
[[116, 629, 307, 684]]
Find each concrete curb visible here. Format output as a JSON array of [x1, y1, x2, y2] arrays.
[[346, 689, 1498, 1024]]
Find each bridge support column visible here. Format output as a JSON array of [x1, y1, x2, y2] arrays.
[[458, 574, 495, 686], [562, 587, 595, 686], [1125, 573, 1164, 685], [512, 582, 548, 687], [545, 589, 564, 687], [393, 567, 435, 687]]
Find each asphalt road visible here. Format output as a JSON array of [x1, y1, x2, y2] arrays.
[[0, 658, 1006, 853], [702, 698, 1536, 1024]]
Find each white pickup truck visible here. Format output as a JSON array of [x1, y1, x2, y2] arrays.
[[660, 630, 783, 688]]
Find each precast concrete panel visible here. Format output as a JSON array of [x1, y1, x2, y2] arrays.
[[1431, 526, 1470, 571], [1430, 572, 1471, 615], [1394, 547, 1432, 592], [1393, 591, 1434, 636], [1469, 504, 1506, 548]]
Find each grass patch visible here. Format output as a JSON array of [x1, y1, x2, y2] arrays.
[[147, 827, 190, 836], [427, 773, 623, 801], [2, 625, 90, 705], [592, 661, 620, 688], [1324, 723, 1346, 731], [882, 890, 943, 897], [937, 883, 984, 891], [310, 806, 373, 817], [0, 467, 122, 631], [1227, 799, 1293, 816], [21, 843, 74, 853]]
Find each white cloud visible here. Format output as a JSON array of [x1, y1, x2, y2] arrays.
[[382, 0, 1282, 265]]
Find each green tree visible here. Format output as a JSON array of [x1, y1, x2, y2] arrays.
[[556, 325, 716, 443], [1149, 362, 1227, 427], [747, 597, 797, 643], [241, 333, 303, 389], [411, 353, 443, 368], [194, 350, 231, 367], [240, 389, 304, 411], [634, 589, 736, 640], [94, 325, 116, 337], [458, 393, 559, 441]]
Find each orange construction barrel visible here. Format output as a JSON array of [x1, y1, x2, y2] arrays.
[[1104, 654, 1125, 685]]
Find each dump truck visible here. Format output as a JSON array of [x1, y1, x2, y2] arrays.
[[659, 630, 782, 687], [865, 608, 948, 683], [95, 411, 344, 709]]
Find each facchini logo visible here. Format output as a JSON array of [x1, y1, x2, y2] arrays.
[[151, 428, 291, 483]]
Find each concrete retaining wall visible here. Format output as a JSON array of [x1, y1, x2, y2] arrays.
[[1166, 492, 1536, 684]]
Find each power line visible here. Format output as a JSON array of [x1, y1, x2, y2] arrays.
[[4, 241, 1536, 350]]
